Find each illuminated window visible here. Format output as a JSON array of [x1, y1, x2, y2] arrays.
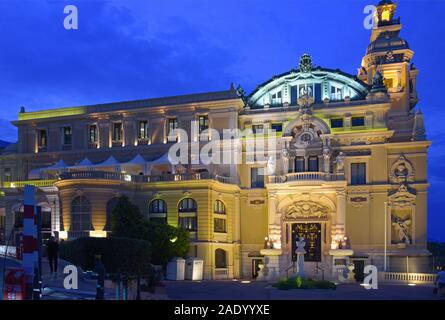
[[167, 118, 178, 142], [62, 127, 72, 145], [330, 85, 343, 101], [271, 91, 282, 106], [150, 199, 167, 214], [138, 121, 149, 139], [178, 198, 197, 232], [214, 200, 226, 214], [149, 199, 167, 224], [381, 9, 391, 21], [38, 129, 47, 148], [88, 125, 98, 143], [71, 196, 92, 232], [198, 115, 209, 133], [113, 123, 123, 142]]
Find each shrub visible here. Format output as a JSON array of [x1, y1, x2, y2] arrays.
[[59, 237, 151, 274], [272, 277, 336, 290]]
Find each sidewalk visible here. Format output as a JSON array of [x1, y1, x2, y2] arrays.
[[40, 257, 115, 300]]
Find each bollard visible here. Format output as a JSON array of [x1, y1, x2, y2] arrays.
[[122, 273, 128, 300], [115, 272, 121, 300]]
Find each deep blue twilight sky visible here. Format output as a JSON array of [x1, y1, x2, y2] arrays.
[[0, 0, 443, 240]]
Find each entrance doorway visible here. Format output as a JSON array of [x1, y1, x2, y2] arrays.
[[251, 258, 263, 279], [352, 260, 365, 282], [291, 223, 322, 262]]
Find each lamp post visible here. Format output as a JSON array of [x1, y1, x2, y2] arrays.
[[384, 201, 387, 272]]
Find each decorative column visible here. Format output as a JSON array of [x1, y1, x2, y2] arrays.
[[332, 189, 346, 249], [260, 193, 283, 280]]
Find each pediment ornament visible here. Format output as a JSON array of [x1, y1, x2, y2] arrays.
[[286, 200, 329, 220]]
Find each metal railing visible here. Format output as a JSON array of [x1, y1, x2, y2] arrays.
[[268, 172, 344, 183], [2, 180, 57, 188], [59, 171, 237, 185], [379, 272, 436, 284]]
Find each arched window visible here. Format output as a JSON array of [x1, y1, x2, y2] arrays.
[[104, 197, 120, 231], [178, 198, 197, 231], [149, 199, 167, 223], [214, 200, 225, 214], [71, 196, 92, 232], [215, 249, 227, 268]]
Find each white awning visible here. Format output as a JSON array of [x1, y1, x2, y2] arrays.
[[41, 159, 68, 171], [95, 156, 120, 167], [69, 158, 93, 170]]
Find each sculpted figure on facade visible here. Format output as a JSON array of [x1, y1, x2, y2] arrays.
[[286, 201, 329, 220]]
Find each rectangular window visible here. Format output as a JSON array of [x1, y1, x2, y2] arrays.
[[198, 115, 209, 133], [38, 130, 47, 148], [330, 118, 344, 128], [167, 118, 178, 142], [113, 123, 123, 141], [214, 218, 227, 233], [62, 127, 72, 145], [89, 125, 98, 143], [252, 125, 264, 135], [295, 157, 305, 172], [351, 117, 365, 127], [271, 91, 282, 106], [251, 168, 264, 188], [179, 216, 197, 232], [351, 163, 366, 185], [4, 168, 12, 182], [330, 86, 342, 101], [271, 123, 283, 133], [138, 121, 149, 139], [308, 156, 319, 172]]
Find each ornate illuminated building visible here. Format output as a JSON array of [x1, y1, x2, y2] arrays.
[[0, 1, 430, 280]]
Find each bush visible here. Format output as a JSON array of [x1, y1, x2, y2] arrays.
[[110, 196, 190, 267], [59, 237, 151, 274], [139, 221, 189, 266], [272, 276, 336, 290]]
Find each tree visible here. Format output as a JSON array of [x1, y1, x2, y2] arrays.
[[111, 196, 189, 266], [141, 221, 189, 266], [111, 196, 144, 238]]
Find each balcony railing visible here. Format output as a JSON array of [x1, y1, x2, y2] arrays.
[[2, 180, 57, 188], [58, 171, 237, 185], [268, 172, 344, 183]]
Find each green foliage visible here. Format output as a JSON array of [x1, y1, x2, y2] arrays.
[[295, 276, 303, 288], [139, 221, 190, 266], [111, 196, 145, 238], [59, 237, 151, 274], [110, 196, 190, 266], [273, 277, 336, 290]]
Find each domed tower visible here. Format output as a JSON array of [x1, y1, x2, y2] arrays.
[[358, 0, 419, 117]]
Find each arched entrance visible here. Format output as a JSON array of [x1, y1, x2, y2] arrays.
[[277, 194, 336, 277]]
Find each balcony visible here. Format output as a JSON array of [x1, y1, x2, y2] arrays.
[[58, 171, 237, 185], [268, 171, 344, 183]]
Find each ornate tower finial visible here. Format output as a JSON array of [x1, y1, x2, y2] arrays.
[[299, 54, 313, 73]]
